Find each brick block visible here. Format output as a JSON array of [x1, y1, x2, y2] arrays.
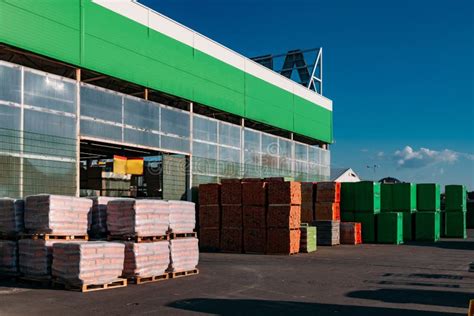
[[198, 183, 220, 205], [315, 202, 340, 221], [316, 182, 341, 203], [199, 228, 220, 251], [199, 205, 220, 228], [301, 203, 314, 224], [242, 182, 267, 206], [243, 228, 266, 253], [243, 206, 266, 228], [268, 181, 302, 205], [221, 182, 242, 205], [220, 228, 242, 253], [222, 205, 243, 228], [267, 205, 301, 229], [301, 182, 314, 204], [266, 228, 300, 255], [340, 222, 362, 244]]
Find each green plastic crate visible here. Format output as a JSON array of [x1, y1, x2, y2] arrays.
[[393, 183, 417, 212], [354, 212, 377, 243], [415, 211, 440, 241], [381, 184, 393, 212], [354, 181, 381, 213], [377, 212, 403, 244], [401, 211, 415, 241], [468, 202, 474, 229], [416, 184, 440, 211], [445, 185, 467, 212], [341, 182, 356, 212], [445, 211, 467, 238], [341, 211, 355, 222]]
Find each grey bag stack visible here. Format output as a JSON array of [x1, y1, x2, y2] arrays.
[[0, 198, 24, 235], [313, 220, 340, 246]]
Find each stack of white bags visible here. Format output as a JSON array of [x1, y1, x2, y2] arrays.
[[169, 238, 199, 273], [52, 242, 124, 285], [107, 199, 169, 236], [123, 241, 169, 278], [24, 195, 91, 235], [0, 198, 24, 234], [168, 201, 196, 233]]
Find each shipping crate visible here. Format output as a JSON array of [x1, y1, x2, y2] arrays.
[[300, 224, 317, 253], [416, 184, 440, 211], [354, 182, 381, 213], [341, 182, 356, 212], [400, 212, 416, 241], [415, 211, 440, 241], [377, 212, 403, 244], [445, 211, 467, 238], [354, 212, 377, 243], [445, 185, 467, 211], [198, 183, 220, 206], [392, 183, 417, 212]]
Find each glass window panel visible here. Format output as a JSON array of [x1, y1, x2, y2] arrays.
[[124, 97, 160, 131], [193, 157, 217, 176], [279, 158, 292, 175], [161, 134, 190, 153], [193, 141, 217, 160], [219, 122, 240, 148], [295, 143, 308, 161], [23, 158, 76, 196], [321, 149, 331, 166], [309, 146, 320, 164], [244, 150, 260, 166], [24, 110, 76, 139], [262, 134, 278, 157], [80, 84, 122, 123], [193, 116, 217, 142], [0, 64, 21, 104], [124, 128, 160, 148], [80, 119, 122, 142], [161, 107, 189, 137], [24, 71, 76, 113], [219, 146, 240, 163], [0, 104, 20, 131], [279, 139, 292, 159], [244, 129, 260, 152]]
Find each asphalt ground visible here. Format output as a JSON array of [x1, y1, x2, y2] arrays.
[[1, 230, 473, 316]]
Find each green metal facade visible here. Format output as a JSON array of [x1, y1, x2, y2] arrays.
[[0, 0, 333, 143]]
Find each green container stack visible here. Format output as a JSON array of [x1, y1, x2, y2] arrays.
[[415, 184, 441, 241], [341, 182, 356, 222], [354, 212, 377, 243], [377, 212, 403, 244], [444, 185, 467, 238], [300, 224, 317, 253], [381, 184, 393, 212], [350, 181, 380, 243]]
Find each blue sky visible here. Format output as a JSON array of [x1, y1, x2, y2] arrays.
[[139, 0, 474, 190]]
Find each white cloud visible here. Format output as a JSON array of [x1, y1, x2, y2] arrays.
[[393, 146, 465, 168], [377, 151, 385, 157]]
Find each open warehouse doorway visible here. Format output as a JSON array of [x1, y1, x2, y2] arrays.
[[79, 139, 189, 200]]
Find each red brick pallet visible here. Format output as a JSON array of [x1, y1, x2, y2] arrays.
[[21, 234, 89, 241], [169, 232, 197, 239], [169, 269, 199, 279], [127, 273, 169, 285], [107, 234, 169, 242], [53, 277, 127, 292]]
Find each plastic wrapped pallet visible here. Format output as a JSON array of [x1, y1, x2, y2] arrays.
[[313, 221, 340, 246], [107, 199, 169, 236], [0, 198, 24, 235], [88, 197, 118, 237], [300, 225, 317, 253], [169, 201, 195, 233], [52, 241, 125, 286], [24, 195, 92, 235], [18, 239, 74, 278], [266, 228, 300, 255], [340, 222, 362, 245], [0, 240, 18, 275], [169, 237, 199, 272], [122, 241, 169, 278], [316, 182, 341, 203]]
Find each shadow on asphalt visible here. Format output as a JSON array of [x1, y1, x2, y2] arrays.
[[167, 298, 461, 316], [347, 288, 472, 308], [405, 239, 474, 251]]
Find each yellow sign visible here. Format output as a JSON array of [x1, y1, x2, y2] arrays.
[[113, 155, 127, 175], [126, 157, 144, 175]]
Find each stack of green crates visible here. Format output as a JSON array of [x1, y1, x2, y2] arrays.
[[300, 224, 317, 253], [352, 181, 380, 243], [377, 212, 403, 244], [416, 184, 441, 241], [381, 183, 417, 241], [445, 185, 467, 239], [341, 182, 356, 222]]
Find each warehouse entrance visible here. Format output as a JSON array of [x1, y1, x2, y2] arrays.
[[79, 139, 189, 200]]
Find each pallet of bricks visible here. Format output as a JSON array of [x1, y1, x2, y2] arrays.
[[198, 183, 221, 251], [0, 199, 23, 280], [108, 199, 199, 284], [3, 195, 127, 292], [314, 182, 341, 246]]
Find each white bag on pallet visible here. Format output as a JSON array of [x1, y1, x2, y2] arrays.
[[88, 197, 118, 236], [169, 237, 199, 272], [168, 201, 195, 234], [107, 199, 169, 236], [0, 198, 24, 235], [24, 195, 92, 235], [52, 241, 124, 286], [0, 240, 18, 274], [122, 241, 170, 278]]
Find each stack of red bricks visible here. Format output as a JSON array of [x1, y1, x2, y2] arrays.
[[221, 179, 244, 253], [266, 180, 301, 255], [198, 184, 221, 251], [300, 183, 315, 223], [340, 222, 362, 245], [315, 182, 341, 221], [242, 179, 267, 254]]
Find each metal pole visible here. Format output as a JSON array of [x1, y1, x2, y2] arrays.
[[187, 102, 193, 201], [19, 66, 24, 198], [75, 68, 81, 197]]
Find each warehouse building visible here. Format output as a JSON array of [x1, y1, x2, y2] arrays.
[[0, 0, 333, 201]]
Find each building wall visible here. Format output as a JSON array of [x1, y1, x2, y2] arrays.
[[0, 0, 333, 143]]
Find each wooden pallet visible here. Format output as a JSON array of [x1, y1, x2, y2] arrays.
[[170, 232, 197, 239], [127, 273, 169, 285], [53, 278, 127, 292], [22, 234, 89, 241], [169, 269, 199, 279], [107, 234, 169, 242]]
